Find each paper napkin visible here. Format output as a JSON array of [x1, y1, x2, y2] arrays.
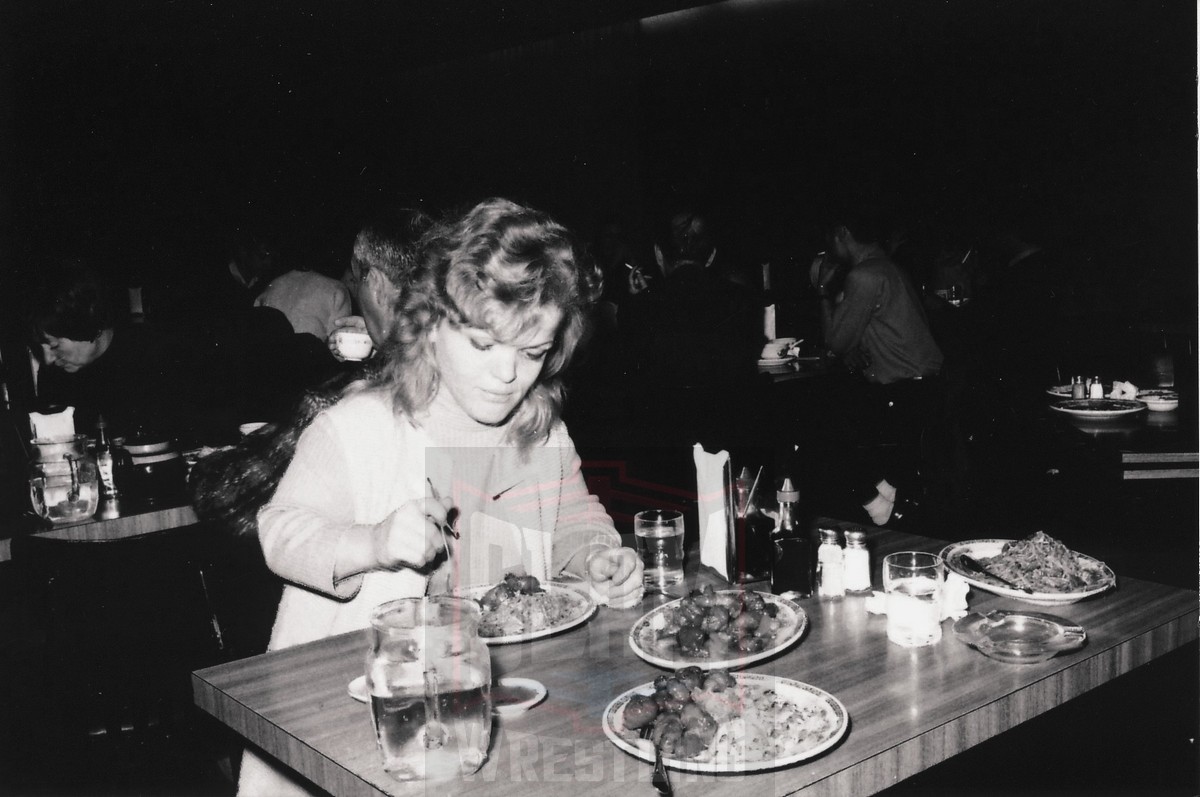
[[29, 407, 76, 441], [863, 572, 970, 621], [693, 443, 733, 580]]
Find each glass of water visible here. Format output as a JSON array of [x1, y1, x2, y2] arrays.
[[883, 551, 945, 647], [634, 509, 686, 596]]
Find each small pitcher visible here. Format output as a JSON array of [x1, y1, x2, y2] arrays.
[[28, 435, 99, 523], [365, 597, 492, 781]]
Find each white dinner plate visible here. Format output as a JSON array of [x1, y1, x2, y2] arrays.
[[939, 539, 1116, 606], [757, 356, 796, 367], [1049, 398, 1146, 419], [953, 610, 1086, 664], [602, 672, 847, 773], [455, 581, 596, 645], [349, 676, 547, 715], [628, 590, 807, 670]]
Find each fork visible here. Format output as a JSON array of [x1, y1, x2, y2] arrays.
[[959, 554, 1033, 594], [638, 724, 673, 796]]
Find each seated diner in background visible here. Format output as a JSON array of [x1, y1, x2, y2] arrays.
[[325, 206, 434, 363], [238, 197, 644, 796], [814, 205, 944, 527]]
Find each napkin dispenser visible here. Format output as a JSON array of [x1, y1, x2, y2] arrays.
[[693, 443, 735, 581]]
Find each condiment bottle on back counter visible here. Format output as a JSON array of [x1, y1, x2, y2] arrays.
[[95, 415, 118, 499], [769, 478, 815, 599]]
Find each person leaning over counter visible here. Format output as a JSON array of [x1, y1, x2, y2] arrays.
[[26, 258, 200, 441], [239, 198, 644, 797]]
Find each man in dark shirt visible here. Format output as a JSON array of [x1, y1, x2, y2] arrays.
[[814, 207, 945, 526], [29, 260, 196, 442]]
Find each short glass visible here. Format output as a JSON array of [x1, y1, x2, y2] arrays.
[[883, 551, 944, 648], [634, 509, 686, 595], [366, 597, 492, 781]]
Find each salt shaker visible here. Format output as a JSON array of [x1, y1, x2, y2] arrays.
[[843, 529, 871, 592], [1089, 376, 1104, 399], [816, 528, 845, 598]]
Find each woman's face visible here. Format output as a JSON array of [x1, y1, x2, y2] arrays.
[[430, 307, 563, 426]]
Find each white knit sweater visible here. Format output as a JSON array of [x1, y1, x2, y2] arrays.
[[257, 386, 619, 651]]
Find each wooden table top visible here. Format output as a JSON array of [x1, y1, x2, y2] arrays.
[[193, 528, 1197, 797], [0, 499, 198, 562]]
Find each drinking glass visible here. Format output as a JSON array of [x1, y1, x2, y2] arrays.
[[366, 597, 492, 781], [883, 551, 944, 647], [634, 509, 686, 595]]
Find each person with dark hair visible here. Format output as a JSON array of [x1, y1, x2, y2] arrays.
[[27, 259, 195, 439], [326, 206, 434, 359], [239, 196, 641, 797], [813, 207, 944, 526]]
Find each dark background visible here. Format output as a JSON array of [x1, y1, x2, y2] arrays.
[[2, 0, 1196, 323]]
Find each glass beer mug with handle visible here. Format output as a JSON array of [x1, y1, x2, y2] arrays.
[[366, 597, 492, 782]]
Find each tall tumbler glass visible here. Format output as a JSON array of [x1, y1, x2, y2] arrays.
[[366, 597, 492, 781], [883, 551, 945, 647], [634, 509, 686, 595]]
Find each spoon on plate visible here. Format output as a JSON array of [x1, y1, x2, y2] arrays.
[[958, 554, 1033, 593]]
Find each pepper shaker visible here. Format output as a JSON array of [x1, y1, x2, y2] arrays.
[[843, 530, 871, 592]]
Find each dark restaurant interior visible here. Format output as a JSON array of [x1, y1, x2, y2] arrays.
[[0, 1, 1196, 795]]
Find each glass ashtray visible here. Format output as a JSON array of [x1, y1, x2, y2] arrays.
[[953, 610, 1086, 664]]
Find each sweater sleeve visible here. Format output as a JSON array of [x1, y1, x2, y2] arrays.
[[547, 425, 622, 577], [257, 412, 368, 600], [824, 267, 881, 356]]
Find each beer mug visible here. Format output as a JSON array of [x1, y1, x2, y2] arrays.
[[366, 597, 492, 781]]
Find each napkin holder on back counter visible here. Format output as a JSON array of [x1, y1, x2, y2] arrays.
[[693, 443, 735, 581]]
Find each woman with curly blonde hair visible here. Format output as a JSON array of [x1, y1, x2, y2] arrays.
[[239, 198, 643, 796]]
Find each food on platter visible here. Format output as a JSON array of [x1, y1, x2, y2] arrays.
[[474, 573, 588, 638], [615, 668, 840, 764], [977, 532, 1112, 594], [650, 585, 784, 658]]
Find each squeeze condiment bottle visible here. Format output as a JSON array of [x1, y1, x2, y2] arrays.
[[843, 529, 871, 592], [95, 415, 118, 499], [769, 478, 815, 599], [816, 528, 845, 598]]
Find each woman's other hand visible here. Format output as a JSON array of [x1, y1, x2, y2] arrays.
[[585, 547, 644, 608]]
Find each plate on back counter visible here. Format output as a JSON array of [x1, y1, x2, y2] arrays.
[[629, 589, 807, 670], [1049, 398, 1145, 419], [757, 356, 796, 368]]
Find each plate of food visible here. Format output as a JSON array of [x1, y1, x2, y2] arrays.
[[953, 610, 1086, 664], [757, 356, 796, 368], [1049, 398, 1145, 419], [602, 668, 848, 773], [628, 586, 807, 670], [456, 573, 596, 644], [939, 533, 1116, 605]]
